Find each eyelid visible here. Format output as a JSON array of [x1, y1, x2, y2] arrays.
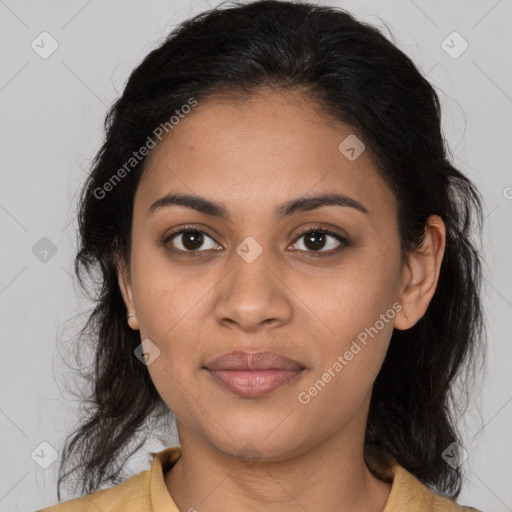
[[162, 224, 220, 250], [292, 224, 348, 242], [289, 224, 349, 256]]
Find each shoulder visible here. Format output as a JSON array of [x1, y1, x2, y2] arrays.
[[424, 489, 483, 512], [35, 469, 151, 512], [364, 447, 484, 512], [388, 463, 483, 512]]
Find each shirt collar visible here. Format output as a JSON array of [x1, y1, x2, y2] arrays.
[[146, 445, 458, 512]]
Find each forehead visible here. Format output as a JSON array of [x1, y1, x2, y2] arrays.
[[135, 89, 395, 222]]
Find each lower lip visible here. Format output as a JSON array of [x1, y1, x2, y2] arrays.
[[206, 369, 304, 397]]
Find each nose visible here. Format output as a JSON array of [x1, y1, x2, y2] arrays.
[[212, 251, 293, 333]]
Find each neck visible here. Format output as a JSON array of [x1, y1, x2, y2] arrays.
[[165, 422, 392, 512]]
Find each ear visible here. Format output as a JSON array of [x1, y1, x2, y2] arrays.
[[394, 215, 446, 330], [114, 243, 139, 331]]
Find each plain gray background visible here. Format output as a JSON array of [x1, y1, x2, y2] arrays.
[[1, 0, 511, 510]]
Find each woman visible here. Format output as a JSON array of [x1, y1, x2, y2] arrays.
[[38, 0, 486, 510]]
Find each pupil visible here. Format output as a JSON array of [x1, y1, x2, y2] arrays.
[[183, 231, 203, 250], [305, 232, 325, 251]]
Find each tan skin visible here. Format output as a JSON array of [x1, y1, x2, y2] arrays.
[[117, 88, 446, 512]]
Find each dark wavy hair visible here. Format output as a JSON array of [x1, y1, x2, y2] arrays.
[[55, 0, 487, 502]]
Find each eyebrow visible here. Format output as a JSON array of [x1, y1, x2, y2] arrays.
[[147, 192, 369, 220]]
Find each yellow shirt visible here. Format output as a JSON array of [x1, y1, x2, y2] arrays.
[[37, 446, 483, 511]]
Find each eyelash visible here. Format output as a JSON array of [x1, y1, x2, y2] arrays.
[[161, 224, 349, 258]]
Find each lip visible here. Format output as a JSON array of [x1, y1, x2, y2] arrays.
[[204, 350, 306, 398]]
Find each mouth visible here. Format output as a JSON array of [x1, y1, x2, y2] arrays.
[[204, 350, 306, 398]]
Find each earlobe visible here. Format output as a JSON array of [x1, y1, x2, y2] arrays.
[[394, 215, 446, 331], [114, 249, 139, 331]]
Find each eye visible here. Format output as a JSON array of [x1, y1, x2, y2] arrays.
[[290, 227, 349, 256], [162, 225, 349, 258], [163, 226, 221, 255]]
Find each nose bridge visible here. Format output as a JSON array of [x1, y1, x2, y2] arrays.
[[232, 238, 274, 290], [213, 239, 292, 329]]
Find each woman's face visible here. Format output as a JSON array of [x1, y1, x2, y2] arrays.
[[119, 89, 415, 461]]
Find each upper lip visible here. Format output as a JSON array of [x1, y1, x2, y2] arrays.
[[204, 350, 305, 371]]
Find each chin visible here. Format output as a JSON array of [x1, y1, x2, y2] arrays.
[[203, 424, 310, 463]]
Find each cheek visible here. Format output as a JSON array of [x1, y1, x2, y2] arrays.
[[306, 251, 398, 386], [295, 319, 392, 430], [316, 252, 398, 337], [131, 243, 210, 339]]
